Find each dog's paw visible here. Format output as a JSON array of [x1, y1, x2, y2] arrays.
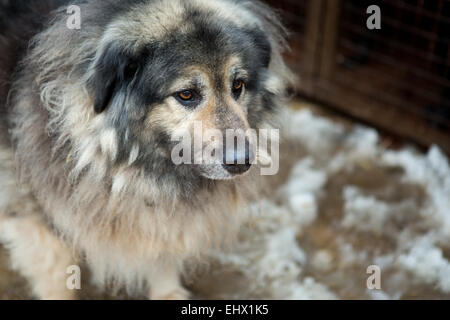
[[150, 287, 190, 300]]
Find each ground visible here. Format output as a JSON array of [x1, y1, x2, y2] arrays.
[[1, 100, 449, 300]]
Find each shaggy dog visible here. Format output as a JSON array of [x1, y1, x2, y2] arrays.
[[0, 0, 293, 299]]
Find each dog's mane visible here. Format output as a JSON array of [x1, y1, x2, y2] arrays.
[[4, 0, 293, 288]]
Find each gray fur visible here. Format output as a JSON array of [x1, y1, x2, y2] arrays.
[[0, 0, 293, 298]]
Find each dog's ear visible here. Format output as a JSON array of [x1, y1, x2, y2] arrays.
[[90, 44, 140, 114], [244, 1, 296, 93], [249, 29, 272, 69]]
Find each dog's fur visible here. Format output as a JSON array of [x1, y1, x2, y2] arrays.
[[0, 0, 293, 299]]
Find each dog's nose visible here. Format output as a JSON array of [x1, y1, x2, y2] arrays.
[[222, 139, 252, 175], [222, 153, 251, 175]]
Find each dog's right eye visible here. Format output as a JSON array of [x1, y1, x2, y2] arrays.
[[174, 90, 201, 108], [232, 79, 245, 100], [178, 90, 193, 101]]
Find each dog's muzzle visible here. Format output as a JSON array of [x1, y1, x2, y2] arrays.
[[222, 138, 253, 175]]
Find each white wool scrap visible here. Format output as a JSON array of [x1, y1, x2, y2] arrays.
[[342, 186, 391, 233], [311, 250, 334, 272], [258, 228, 306, 277], [248, 199, 295, 232], [289, 193, 318, 226], [397, 236, 450, 293], [283, 109, 345, 154], [327, 126, 380, 174], [250, 228, 339, 300], [210, 194, 340, 299], [382, 145, 450, 239], [287, 278, 338, 300], [338, 241, 368, 267], [366, 289, 392, 300], [286, 157, 328, 195], [283, 157, 326, 226], [374, 254, 395, 270], [344, 126, 380, 158]]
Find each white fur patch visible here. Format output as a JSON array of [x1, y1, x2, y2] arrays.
[[128, 144, 140, 165], [73, 139, 98, 177], [264, 73, 284, 96], [112, 170, 129, 195], [100, 128, 118, 161]]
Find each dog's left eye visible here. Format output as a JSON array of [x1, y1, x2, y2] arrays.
[[174, 90, 201, 108], [178, 90, 193, 101], [232, 79, 244, 99]]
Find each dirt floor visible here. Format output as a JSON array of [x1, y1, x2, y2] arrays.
[[1, 100, 449, 300]]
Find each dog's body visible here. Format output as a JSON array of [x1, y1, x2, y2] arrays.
[[0, 0, 292, 299]]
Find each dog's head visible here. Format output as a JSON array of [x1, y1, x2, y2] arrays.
[[78, 0, 293, 183]]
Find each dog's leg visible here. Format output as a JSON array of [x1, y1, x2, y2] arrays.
[[0, 214, 77, 300], [148, 259, 189, 300]]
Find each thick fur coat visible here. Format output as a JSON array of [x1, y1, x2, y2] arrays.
[[0, 0, 293, 299]]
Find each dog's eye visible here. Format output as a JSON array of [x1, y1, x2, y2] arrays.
[[174, 90, 201, 108], [178, 90, 193, 101], [233, 80, 243, 90], [232, 80, 244, 99]]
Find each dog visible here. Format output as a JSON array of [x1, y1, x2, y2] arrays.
[[0, 0, 293, 299]]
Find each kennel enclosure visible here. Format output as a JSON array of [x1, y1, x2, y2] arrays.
[[264, 0, 450, 153]]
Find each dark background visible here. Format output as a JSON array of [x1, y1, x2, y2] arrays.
[[264, 0, 450, 153]]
